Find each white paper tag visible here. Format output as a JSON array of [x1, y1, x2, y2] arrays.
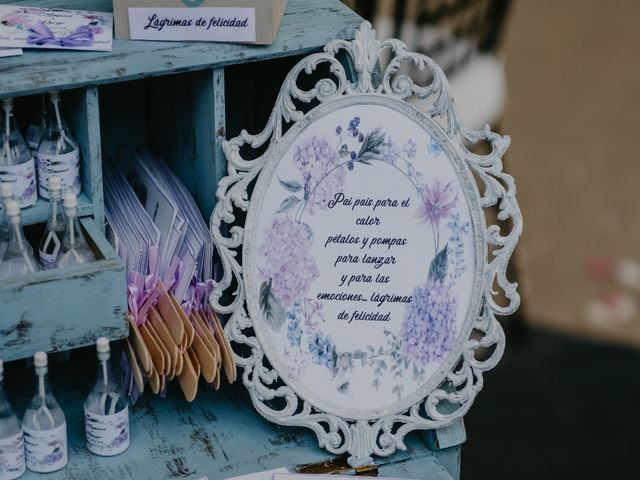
[[39, 247, 59, 270], [85, 407, 129, 456], [37, 149, 80, 199], [128, 7, 256, 43], [0, 430, 26, 480], [23, 423, 67, 473], [0, 6, 113, 52], [0, 159, 37, 208]]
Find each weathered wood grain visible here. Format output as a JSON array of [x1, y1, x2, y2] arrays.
[[4, 356, 459, 480], [20, 193, 93, 226], [0, 0, 363, 98], [0, 218, 128, 361]]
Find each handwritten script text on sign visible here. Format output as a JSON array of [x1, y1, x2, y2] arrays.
[[315, 192, 414, 325], [128, 7, 256, 42]]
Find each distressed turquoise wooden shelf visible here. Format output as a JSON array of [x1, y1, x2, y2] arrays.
[[0, 1, 464, 477], [0, 218, 127, 362], [20, 193, 93, 226], [4, 351, 460, 480], [0, 0, 362, 99]]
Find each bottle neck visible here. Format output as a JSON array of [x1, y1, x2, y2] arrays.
[[97, 353, 112, 387], [65, 213, 79, 247], [9, 215, 26, 251], [2, 103, 15, 162], [46, 96, 70, 155], [48, 192, 63, 230], [35, 366, 50, 402]]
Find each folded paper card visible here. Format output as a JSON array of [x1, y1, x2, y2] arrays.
[[0, 47, 22, 57], [113, 0, 287, 44], [0, 5, 113, 52], [273, 475, 417, 480], [222, 468, 290, 480]]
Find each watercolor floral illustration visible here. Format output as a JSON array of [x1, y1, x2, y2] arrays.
[[1, 8, 108, 33], [257, 115, 470, 400]]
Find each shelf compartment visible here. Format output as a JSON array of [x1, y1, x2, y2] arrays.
[[2, 351, 459, 480], [0, 218, 127, 362], [20, 193, 93, 227], [0, 0, 362, 99]]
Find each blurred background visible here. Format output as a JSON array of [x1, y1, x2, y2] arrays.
[[343, 0, 640, 478]]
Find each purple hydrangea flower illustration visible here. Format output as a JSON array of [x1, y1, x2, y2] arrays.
[[293, 135, 345, 213], [258, 216, 319, 307], [110, 430, 128, 448], [43, 449, 64, 465], [381, 139, 399, 165], [2, 12, 29, 27], [416, 180, 457, 226], [308, 331, 337, 370], [400, 280, 457, 365], [403, 139, 417, 159]]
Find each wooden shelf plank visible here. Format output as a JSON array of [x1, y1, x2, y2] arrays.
[[0, 0, 363, 99], [20, 192, 93, 226], [4, 349, 458, 480]]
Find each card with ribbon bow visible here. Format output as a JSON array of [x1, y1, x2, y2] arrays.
[[0, 5, 113, 52], [106, 152, 236, 404]]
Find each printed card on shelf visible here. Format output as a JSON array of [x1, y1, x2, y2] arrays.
[[221, 467, 290, 480], [0, 5, 113, 52], [0, 46, 22, 57], [273, 475, 417, 480]]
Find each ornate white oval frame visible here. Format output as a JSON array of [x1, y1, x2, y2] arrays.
[[209, 21, 522, 466]]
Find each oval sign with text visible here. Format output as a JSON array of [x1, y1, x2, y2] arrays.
[[244, 95, 485, 420]]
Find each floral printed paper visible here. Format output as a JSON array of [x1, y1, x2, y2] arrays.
[[0, 6, 112, 52], [247, 103, 479, 415]]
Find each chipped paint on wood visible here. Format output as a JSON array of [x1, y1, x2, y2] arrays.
[[6, 366, 459, 480], [0, 0, 362, 99], [0, 219, 127, 361]]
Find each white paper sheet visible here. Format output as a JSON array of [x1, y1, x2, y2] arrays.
[[0, 6, 113, 51], [223, 467, 290, 480]]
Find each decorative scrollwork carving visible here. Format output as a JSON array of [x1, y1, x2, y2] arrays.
[[210, 21, 521, 467]]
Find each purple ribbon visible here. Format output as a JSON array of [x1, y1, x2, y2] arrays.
[[163, 257, 183, 294], [26, 21, 94, 47], [127, 246, 160, 326]]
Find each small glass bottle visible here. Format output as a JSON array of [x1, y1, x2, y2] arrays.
[[36, 92, 80, 200], [57, 192, 94, 268], [25, 95, 46, 153], [37, 177, 64, 270], [84, 338, 129, 456], [0, 183, 15, 262], [0, 200, 40, 280], [0, 359, 26, 480], [22, 352, 67, 473], [0, 98, 37, 208]]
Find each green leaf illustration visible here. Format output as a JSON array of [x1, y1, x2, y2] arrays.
[[356, 127, 386, 163], [278, 177, 303, 192], [276, 195, 301, 214], [259, 280, 286, 331], [428, 246, 448, 282]]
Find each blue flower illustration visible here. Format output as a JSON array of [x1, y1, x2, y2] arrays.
[[428, 137, 443, 157], [308, 332, 337, 370], [286, 314, 303, 347]]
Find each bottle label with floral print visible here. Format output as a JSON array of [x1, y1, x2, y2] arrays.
[[23, 423, 67, 473], [0, 159, 37, 208], [85, 407, 129, 456], [0, 430, 26, 480], [37, 149, 80, 199]]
